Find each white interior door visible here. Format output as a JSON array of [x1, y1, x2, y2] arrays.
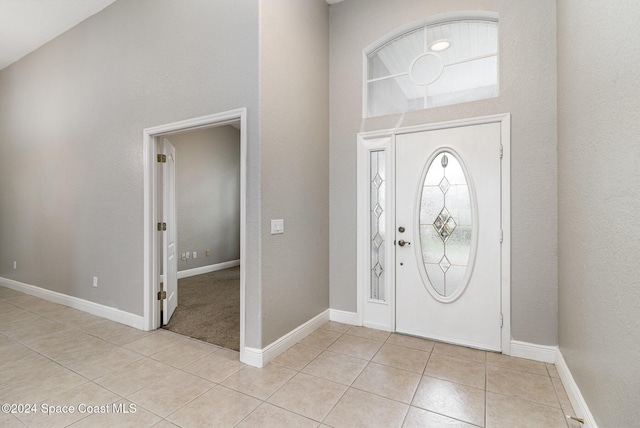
[[162, 138, 178, 325], [395, 123, 502, 351]]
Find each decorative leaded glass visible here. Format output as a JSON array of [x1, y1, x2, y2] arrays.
[[370, 150, 386, 301], [419, 152, 472, 297]]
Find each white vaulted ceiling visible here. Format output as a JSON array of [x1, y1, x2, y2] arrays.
[[0, 0, 116, 70]]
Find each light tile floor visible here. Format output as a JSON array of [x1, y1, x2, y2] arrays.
[[0, 287, 581, 427]]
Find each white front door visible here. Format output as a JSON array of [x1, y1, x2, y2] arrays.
[[395, 123, 502, 351], [162, 138, 178, 325]]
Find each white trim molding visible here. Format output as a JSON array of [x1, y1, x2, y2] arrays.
[[243, 310, 330, 368], [177, 259, 240, 280], [556, 351, 599, 428], [0, 278, 144, 329], [329, 309, 358, 326], [509, 340, 557, 363]]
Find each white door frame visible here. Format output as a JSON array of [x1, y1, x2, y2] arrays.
[[143, 108, 248, 361], [356, 113, 511, 355]]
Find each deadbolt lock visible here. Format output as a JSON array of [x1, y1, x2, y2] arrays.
[[398, 226, 405, 233]]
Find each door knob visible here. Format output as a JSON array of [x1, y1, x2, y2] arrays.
[[398, 239, 411, 247]]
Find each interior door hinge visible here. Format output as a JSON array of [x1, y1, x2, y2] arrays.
[[500, 230, 503, 243], [157, 291, 167, 300], [157, 222, 166, 231], [157, 154, 167, 163], [500, 314, 504, 328], [499, 145, 503, 159]]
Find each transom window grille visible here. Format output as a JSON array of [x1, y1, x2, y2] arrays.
[[366, 19, 498, 117]]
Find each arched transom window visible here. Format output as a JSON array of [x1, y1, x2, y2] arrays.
[[365, 18, 498, 117]]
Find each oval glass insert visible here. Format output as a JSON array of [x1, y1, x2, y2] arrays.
[[419, 151, 473, 298]]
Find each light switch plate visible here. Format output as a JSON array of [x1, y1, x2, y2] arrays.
[[271, 219, 284, 235]]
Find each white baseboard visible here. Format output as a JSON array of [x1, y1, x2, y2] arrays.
[[177, 259, 240, 279], [510, 340, 558, 363], [242, 309, 330, 368], [329, 309, 358, 325], [556, 350, 598, 428], [0, 277, 144, 330]]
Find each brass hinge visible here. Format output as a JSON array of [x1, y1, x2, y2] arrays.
[[157, 154, 167, 163], [157, 291, 167, 300], [157, 222, 166, 231]]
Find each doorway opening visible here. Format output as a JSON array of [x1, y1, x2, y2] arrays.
[[143, 109, 247, 361]]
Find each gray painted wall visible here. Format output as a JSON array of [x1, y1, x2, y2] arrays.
[[329, 0, 558, 345], [259, 0, 330, 345], [0, 0, 263, 347], [169, 126, 241, 271], [557, 2, 640, 426]]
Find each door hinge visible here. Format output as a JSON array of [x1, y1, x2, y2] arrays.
[[157, 290, 167, 300], [157, 222, 166, 231], [500, 314, 504, 328], [500, 230, 503, 243], [499, 145, 503, 159], [157, 154, 167, 163]]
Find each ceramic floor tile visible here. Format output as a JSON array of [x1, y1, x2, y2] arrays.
[[324, 387, 408, 428], [0, 412, 26, 428], [64, 346, 143, 380], [424, 352, 486, 389], [412, 376, 485, 427], [79, 319, 155, 346], [385, 333, 435, 352], [0, 359, 87, 403], [302, 350, 368, 385], [486, 352, 548, 376], [433, 342, 487, 363], [182, 349, 244, 383], [373, 343, 430, 374], [551, 376, 574, 413], [402, 406, 478, 427], [486, 365, 559, 407], [0, 316, 74, 343], [221, 363, 296, 400], [271, 343, 323, 371], [345, 326, 392, 342], [486, 391, 567, 428], [94, 358, 176, 397], [150, 420, 180, 428], [128, 370, 213, 417], [150, 339, 218, 368], [167, 385, 260, 427], [546, 363, 561, 379], [352, 362, 421, 404], [236, 403, 318, 428], [327, 334, 384, 360], [319, 321, 352, 333], [299, 329, 343, 349], [68, 399, 161, 428], [15, 381, 120, 428], [124, 330, 189, 356], [267, 372, 347, 422]]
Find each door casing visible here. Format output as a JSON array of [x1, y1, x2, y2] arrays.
[[356, 113, 511, 355], [143, 108, 248, 362]]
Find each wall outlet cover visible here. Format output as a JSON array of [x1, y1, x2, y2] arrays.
[[271, 219, 284, 235]]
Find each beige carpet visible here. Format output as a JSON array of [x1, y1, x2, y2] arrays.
[[163, 266, 239, 351]]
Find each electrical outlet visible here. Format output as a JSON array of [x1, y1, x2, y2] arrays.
[[271, 219, 284, 235], [13, 261, 17, 270], [193, 251, 197, 259], [93, 277, 98, 287]]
